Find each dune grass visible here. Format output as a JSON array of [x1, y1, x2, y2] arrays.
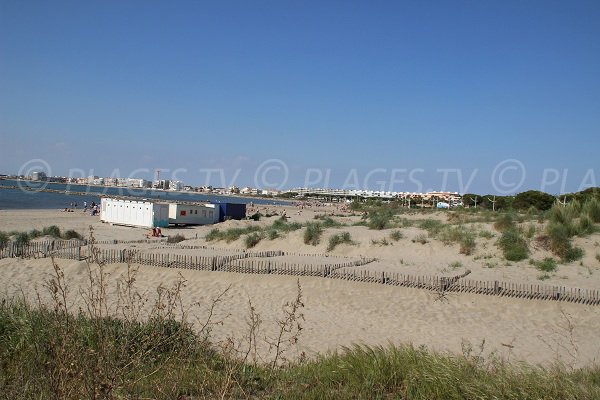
[[498, 228, 529, 261], [327, 232, 353, 251], [2, 299, 599, 400], [304, 223, 323, 246]]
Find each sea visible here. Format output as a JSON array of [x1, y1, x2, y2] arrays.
[[0, 179, 287, 210]]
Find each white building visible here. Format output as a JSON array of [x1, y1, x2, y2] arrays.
[[100, 198, 169, 228], [168, 203, 219, 226], [169, 180, 184, 191]]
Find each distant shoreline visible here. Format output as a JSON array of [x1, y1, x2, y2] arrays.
[[0, 180, 293, 205]]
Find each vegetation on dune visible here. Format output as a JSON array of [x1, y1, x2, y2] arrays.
[[204, 226, 262, 243], [498, 228, 529, 261], [42, 225, 62, 238], [513, 190, 556, 211], [304, 223, 323, 246], [389, 230, 404, 241], [530, 257, 558, 273], [166, 233, 185, 243], [327, 232, 353, 252], [0, 232, 8, 249], [2, 296, 600, 400], [245, 232, 263, 248]]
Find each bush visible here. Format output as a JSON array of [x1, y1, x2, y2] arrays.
[[578, 215, 595, 236], [513, 190, 556, 211], [304, 223, 323, 246], [327, 232, 353, 251], [63, 230, 83, 240], [29, 229, 42, 239], [244, 232, 263, 248], [412, 234, 428, 245], [564, 246, 585, 262], [390, 230, 403, 241], [530, 258, 557, 272], [167, 234, 185, 244], [0, 232, 8, 249], [271, 218, 302, 232], [448, 261, 463, 270], [459, 234, 476, 256], [479, 230, 494, 239], [498, 229, 528, 261], [493, 213, 515, 232], [367, 209, 394, 230], [419, 219, 444, 235], [205, 228, 221, 241], [266, 229, 280, 240], [582, 197, 600, 223], [14, 232, 30, 246], [42, 225, 61, 238]]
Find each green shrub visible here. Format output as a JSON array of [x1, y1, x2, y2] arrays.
[[459, 234, 476, 256], [582, 197, 600, 223], [0, 232, 8, 249], [524, 224, 537, 239], [244, 232, 263, 248], [42, 225, 61, 238], [222, 226, 261, 243], [530, 258, 557, 272], [448, 261, 463, 270], [304, 223, 323, 246], [266, 229, 279, 240], [498, 229, 528, 261], [29, 229, 42, 239], [14, 232, 30, 246], [270, 217, 302, 232], [367, 210, 393, 230], [63, 230, 83, 240], [166, 234, 185, 244], [205, 228, 221, 241], [578, 215, 595, 236], [390, 230, 403, 241], [493, 213, 515, 232], [412, 234, 428, 245], [564, 246, 585, 262], [327, 232, 353, 251], [479, 230, 494, 239], [419, 219, 444, 235]]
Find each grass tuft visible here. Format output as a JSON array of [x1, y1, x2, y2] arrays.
[[327, 232, 353, 251], [497, 228, 529, 261], [303, 223, 323, 246], [166, 233, 185, 243]]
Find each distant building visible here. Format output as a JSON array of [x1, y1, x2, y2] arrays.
[[31, 171, 47, 181], [169, 180, 183, 191]]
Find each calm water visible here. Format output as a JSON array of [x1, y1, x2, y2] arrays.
[[0, 180, 286, 210]]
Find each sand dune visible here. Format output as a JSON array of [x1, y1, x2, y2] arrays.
[[1, 208, 600, 368]]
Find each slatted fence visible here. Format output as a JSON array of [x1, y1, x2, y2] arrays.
[[1, 240, 598, 305]]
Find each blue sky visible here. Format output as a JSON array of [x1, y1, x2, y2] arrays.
[[1, 1, 599, 194]]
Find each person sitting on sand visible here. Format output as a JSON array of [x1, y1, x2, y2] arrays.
[[146, 228, 157, 238], [156, 228, 163, 237]]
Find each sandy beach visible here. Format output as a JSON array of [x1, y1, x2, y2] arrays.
[[1, 207, 600, 368]]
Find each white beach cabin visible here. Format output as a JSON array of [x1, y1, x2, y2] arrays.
[[100, 198, 169, 228], [168, 203, 219, 226]]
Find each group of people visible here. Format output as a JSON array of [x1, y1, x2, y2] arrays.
[[83, 201, 99, 216], [146, 227, 163, 238], [61, 200, 99, 215]]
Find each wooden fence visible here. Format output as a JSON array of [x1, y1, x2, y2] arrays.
[[1, 240, 599, 305]]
